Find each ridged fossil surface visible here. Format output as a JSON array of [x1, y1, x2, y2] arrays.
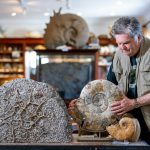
[[0, 78, 72, 143], [44, 8, 89, 49]]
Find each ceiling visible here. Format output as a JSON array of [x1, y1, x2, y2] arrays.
[[0, 0, 150, 37]]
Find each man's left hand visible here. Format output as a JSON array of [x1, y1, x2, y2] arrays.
[[111, 96, 135, 115]]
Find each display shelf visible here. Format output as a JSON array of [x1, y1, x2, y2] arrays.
[[0, 58, 24, 62], [99, 52, 114, 57], [0, 37, 116, 84], [0, 144, 149, 150], [0, 38, 45, 85], [0, 134, 148, 150], [98, 53, 114, 79], [97, 37, 117, 79], [0, 70, 24, 73], [31, 49, 99, 101], [98, 37, 117, 46]]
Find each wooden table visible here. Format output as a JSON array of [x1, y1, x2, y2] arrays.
[[0, 134, 149, 150]]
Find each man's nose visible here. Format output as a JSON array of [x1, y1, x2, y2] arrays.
[[120, 44, 126, 50]]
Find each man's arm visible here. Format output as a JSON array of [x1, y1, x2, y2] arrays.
[[111, 93, 150, 115], [136, 92, 150, 107]]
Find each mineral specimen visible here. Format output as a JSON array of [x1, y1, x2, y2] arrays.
[[106, 117, 141, 142], [0, 78, 72, 143]]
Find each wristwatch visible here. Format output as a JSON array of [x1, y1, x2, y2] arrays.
[[134, 98, 140, 108]]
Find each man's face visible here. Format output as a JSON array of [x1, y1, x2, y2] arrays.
[[115, 34, 140, 57]]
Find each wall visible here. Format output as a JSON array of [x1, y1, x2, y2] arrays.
[[0, 16, 150, 38]]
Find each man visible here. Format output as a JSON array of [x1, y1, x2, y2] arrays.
[[69, 17, 150, 144], [107, 17, 150, 144]]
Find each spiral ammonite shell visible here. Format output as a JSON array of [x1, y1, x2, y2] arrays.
[[44, 8, 89, 49], [75, 79, 124, 132]]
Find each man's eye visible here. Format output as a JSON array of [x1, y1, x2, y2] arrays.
[[124, 41, 131, 44]]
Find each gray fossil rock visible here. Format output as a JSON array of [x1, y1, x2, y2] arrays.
[[0, 78, 72, 143], [44, 8, 89, 49]]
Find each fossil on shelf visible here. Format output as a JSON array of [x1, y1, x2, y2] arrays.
[[44, 8, 89, 49]]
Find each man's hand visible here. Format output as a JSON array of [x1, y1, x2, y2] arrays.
[[111, 96, 135, 115]]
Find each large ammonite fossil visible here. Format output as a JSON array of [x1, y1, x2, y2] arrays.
[[71, 79, 124, 132], [44, 8, 89, 49]]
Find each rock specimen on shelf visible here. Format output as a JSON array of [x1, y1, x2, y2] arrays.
[[0, 78, 72, 143], [44, 8, 89, 49], [106, 117, 141, 142]]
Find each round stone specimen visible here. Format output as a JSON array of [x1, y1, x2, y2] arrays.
[[75, 79, 124, 132], [0, 78, 72, 143]]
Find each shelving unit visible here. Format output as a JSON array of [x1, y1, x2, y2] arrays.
[[98, 53, 113, 79], [0, 37, 116, 84], [98, 37, 117, 79], [0, 38, 45, 85], [34, 49, 99, 101]]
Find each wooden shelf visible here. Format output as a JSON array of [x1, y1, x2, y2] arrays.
[[0, 70, 24, 73], [0, 37, 115, 83], [0, 58, 24, 63], [0, 38, 45, 85], [97, 37, 116, 79], [0, 76, 24, 79], [34, 49, 99, 101], [98, 37, 117, 46], [0, 51, 23, 54], [99, 53, 114, 57]]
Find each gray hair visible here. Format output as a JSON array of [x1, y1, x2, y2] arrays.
[[111, 17, 143, 41]]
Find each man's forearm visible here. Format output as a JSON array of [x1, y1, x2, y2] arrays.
[[136, 92, 150, 107]]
